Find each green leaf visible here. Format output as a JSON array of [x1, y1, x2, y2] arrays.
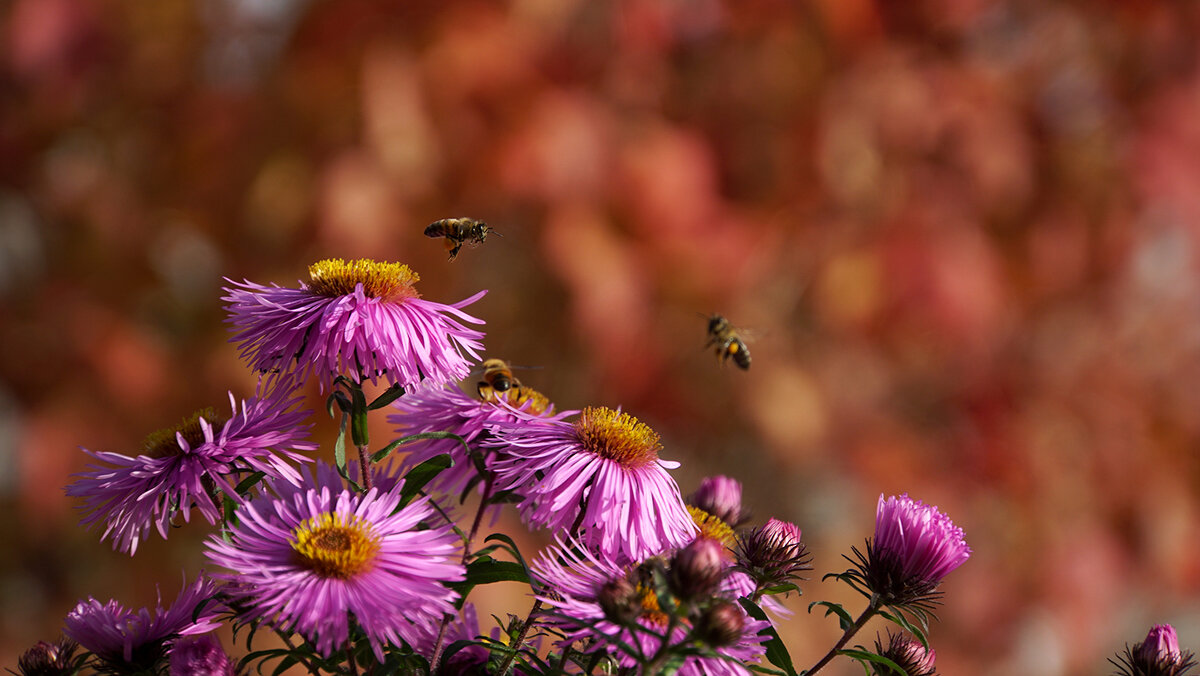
[[837, 649, 906, 676], [368, 383, 407, 409], [349, 384, 369, 447], [877, 609, 928, 647], [396, 454, 453, 505], [458, 557, 530, 589], [808, 600, 854, 631], [740, 599, 797, 676], [234, 471, 267, 496], [372, 431, 468, 464], [761, 582, 801, 596]]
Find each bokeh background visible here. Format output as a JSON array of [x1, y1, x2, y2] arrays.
[[4, 1, 1200, 673]]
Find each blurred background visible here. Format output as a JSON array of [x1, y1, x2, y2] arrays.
[[4, 0, 1200, 673]]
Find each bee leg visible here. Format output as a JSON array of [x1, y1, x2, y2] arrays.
[[447, 242, 463, 261]]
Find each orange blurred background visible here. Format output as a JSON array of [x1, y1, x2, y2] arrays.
[[4, 1, 1200, 674]]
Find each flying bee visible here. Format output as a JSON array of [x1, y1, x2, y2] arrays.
[[424, 217, 499, 261], [476, 358, 522, 402], [705, 314, 751, 370]]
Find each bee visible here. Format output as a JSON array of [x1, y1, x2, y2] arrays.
[[476, 358, 520, 401], [705, 314, 751, 370], [475, 358, 554, 413], [424, 217, 498, 261]]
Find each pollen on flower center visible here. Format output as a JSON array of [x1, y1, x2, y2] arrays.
[[636, 584, 672, 627], [291, 512, 381, 579], [306, 258, 420, 301], [574, 407, 661, 469], [141, 408, 226, 459], [688, 506, 737, 548]]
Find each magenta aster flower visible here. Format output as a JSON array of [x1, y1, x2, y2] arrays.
[[387, 379, 564, 498], [63, 576, 221, 672], [1112, 624, 1196, 676], [531, 540, 768, 675], [223, 258, 485, 388], [872, 631, 937, 676], [204, 462, 464, 662], [66, 389, 316, 555], [846, 494, 970, 611], [487, 406, 697, 564]]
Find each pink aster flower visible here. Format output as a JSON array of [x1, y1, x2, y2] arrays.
[[486, 406, 697, 564], [223, 258, 485, 388], [846, 494, 970, 610], [204, 462, 464, 662], [387, 378, 564, 498], [66, 388, 316, 555], [64, 576, 221, 672], [1112, 624, 1196, 676], [531, 540, 768, 675]]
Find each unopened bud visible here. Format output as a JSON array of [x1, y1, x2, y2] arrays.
[[693, 600, 745, 648], [872, 631, 936, 676], [1136, 625, 1184, 666], [598, 577, 642, 625], [735, 518, 809, 585], [16, 638, 79, 676], [669, 538, 726, 601], [169, 634, 237, 676], [688, 476, 745, 527]]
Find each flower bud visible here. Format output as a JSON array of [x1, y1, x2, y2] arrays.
[[735, 518, 810, 587], [688, 476, 745, 527], [1137, 625, 1184, 665], [669, 538, 726, 601], [693, 600, 745, 648], [169, 634, 238, 676], [872, 631, 936, 676], [1110, 623, 1196, 676], [598, 577, 642, 626], [16, 638, 80, 676]]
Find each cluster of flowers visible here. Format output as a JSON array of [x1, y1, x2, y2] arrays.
[[12, 258, 1190, 675]]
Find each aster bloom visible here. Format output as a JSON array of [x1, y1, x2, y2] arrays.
[[487, 406, 697, 564], [66, 389, 316, 555], [205, 462, 464, 662], [387, 379, 563, 498], [688, 476, 748, 528], [63, 576, 221, 672], [844, 494, 970, 611], [531, 539, 768, 675], [223, 258, 485, 388], [871, 631, 937, 676], [169, 634, 239, 676], [1111, 624, 1197, 676]]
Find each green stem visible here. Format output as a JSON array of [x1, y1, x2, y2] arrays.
[[804, 596, 880, 676], [429, 476, 497, 673], [497, 599, 543, 676]]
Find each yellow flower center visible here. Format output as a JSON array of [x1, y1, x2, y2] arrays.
[[688, 506, 737, 549], [141, 408, 227, 459], [574, 407, 661, 470], [637, 583, 672, 627], [306, 258, 420, 301], [498, 386, 554, 416], [290, 512, 381, 579]]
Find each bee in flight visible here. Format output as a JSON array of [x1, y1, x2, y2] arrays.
[[476, 358, 520, 401], [424, 217, 499, 261], [705, 314, 751, 370]]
